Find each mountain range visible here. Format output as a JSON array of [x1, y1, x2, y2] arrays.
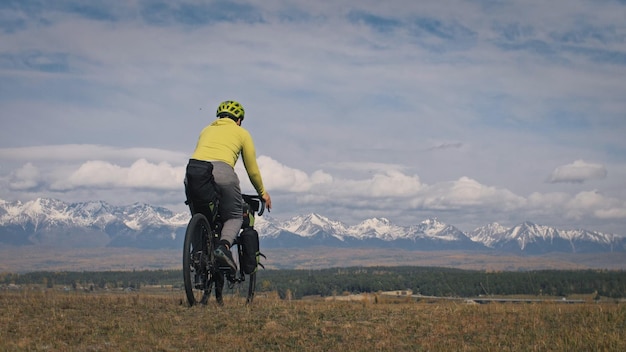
[[1, 198, 624, 254]]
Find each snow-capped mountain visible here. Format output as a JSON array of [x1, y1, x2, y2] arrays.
[[0, 198, 188, 248], [468, 222, 509, 248], [280, 213, 348, 240], [252, 213, 480, 250], [469, 221, 623, 254], [347, 217, 405, 241], [0, 198, 624, 253]]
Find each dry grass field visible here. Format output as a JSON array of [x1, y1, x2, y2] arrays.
[[1, 289, 625, 351]]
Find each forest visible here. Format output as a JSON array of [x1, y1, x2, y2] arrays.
[[2, 266, 625, 299]]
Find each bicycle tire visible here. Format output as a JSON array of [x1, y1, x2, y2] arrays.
[[235, 240, 257, 304], [183, 213, 212, 306], [246, 271, 257, 304], [213, 270, 225, 305]]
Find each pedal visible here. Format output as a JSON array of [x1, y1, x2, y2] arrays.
[[194, 275, 206, 289]]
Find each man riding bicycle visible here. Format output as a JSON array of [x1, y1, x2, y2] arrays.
[[187, 100, 272, 274]]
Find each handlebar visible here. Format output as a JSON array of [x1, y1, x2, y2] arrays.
[[242, 194, 265, 216]]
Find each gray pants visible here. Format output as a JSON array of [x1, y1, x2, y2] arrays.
[[210, 161, 243, 246]]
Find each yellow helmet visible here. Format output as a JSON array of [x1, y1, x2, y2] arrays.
[[216, 100, 245, 120]]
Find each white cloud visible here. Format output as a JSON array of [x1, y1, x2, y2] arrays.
[[8, 163, 41, 190], [276, 169, 423, 213], [52, 159, 185, 191], [238, 155, 332, 193], [564, 190, 624, 220], [413, 177, 525, 211], [1, 144, 625, 233], [528, 190, 626, 221], [331, 170, 423, 198], [548, 160, 608, 183], [595, 208, 626, 219]]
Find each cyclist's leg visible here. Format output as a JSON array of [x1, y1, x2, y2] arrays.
[[210, 162, 243, 272], [211, 161, 244, 245]]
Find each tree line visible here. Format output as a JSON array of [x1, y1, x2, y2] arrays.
[[258, 267, 626, 299], [1, 270, 180, 291], [2, 267, 625, 299]]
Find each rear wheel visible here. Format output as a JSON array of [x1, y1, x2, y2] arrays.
[[183, 214, 212, 306]]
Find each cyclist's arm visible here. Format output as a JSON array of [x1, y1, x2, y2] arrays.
[[240, 132, 267, 198]]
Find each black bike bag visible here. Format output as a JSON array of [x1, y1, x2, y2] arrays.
[[184, 159, 220, 224], [239, 227, 264, 274]]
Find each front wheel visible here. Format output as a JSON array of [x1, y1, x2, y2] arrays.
[[235, 240, 257, 304], [246, 272, 257, 304], [183, 213, 212, 306]]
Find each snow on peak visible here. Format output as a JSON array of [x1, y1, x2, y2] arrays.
[[504, 222, 558, 249], [0, 198, 187, 231], [420, 218, 447, 230], [120, 203, 187, 230], [360, 217, 391, 227], [469, 222, 509, 247], [1, 198, 621, 250], [281, 213, 347, 237], [347, 218, 405, 240]]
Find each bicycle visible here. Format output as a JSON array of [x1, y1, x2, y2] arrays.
[[182, 194, 265, 306]]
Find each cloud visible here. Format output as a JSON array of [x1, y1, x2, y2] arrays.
[[564, 190, 626, 220], [0, 145, 186, 164], [51, 159, 185, 191], [413, 177, 525, 211], [528, 190, 626, 221], [1, 1, 626, 236], [238, 155, 332, 193], [547, 160, 608, 183], [327, 170, 423, 198], [425, 141, 464, 151], [595, 208, 626, 219], [323, 162, 408, 173], [8, 163, 41, 190], [1, 144, 625, 234]]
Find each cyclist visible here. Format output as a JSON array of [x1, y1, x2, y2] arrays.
[[188, 100, 272, 273]]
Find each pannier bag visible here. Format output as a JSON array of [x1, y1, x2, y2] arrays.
[[184, 159, 220, 225], [239, 227, 265, 274]]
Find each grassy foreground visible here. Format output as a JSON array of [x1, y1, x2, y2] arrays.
[[1, 290, 625, 351]]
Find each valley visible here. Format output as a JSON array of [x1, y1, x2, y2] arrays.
[[2, 245, 625, 273]]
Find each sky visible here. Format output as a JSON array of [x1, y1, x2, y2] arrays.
[[1, 0, 625, 236]]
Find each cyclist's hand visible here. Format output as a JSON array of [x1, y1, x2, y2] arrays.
[[262, 192, 272, 212]]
